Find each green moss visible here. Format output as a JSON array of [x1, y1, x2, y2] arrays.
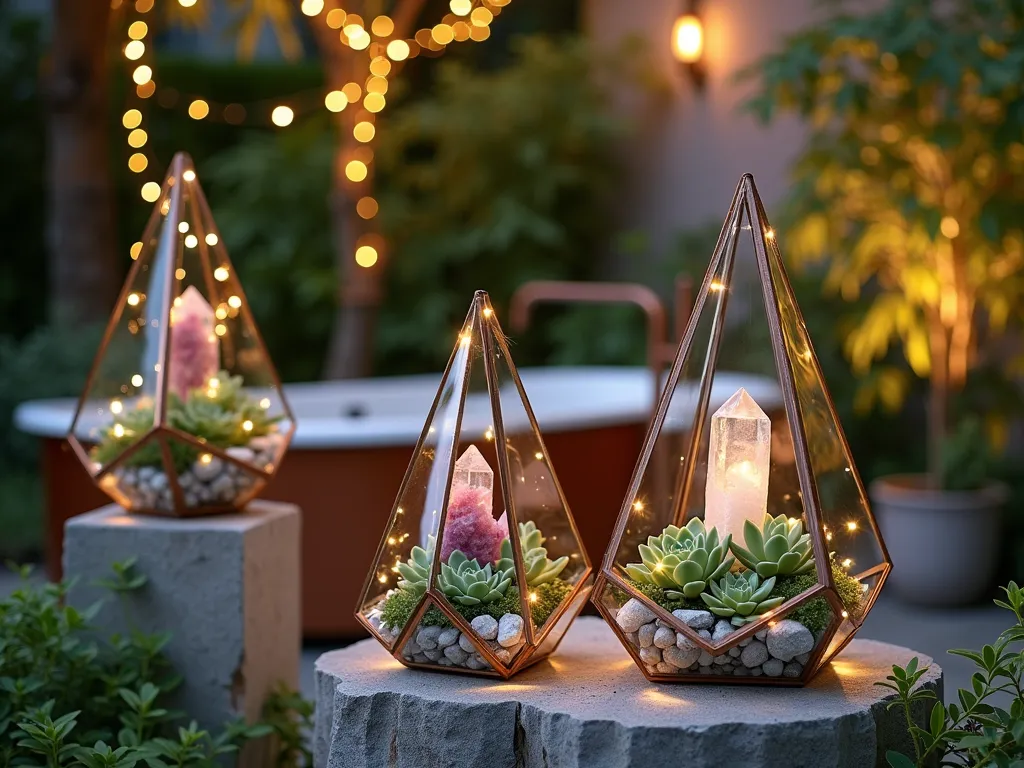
[[614, 579, 706, 613], [378, 578, 576, 634], [767, 557, 864, 635]]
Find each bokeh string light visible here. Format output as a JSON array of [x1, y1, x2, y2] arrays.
[[116, 0, 512, 269]]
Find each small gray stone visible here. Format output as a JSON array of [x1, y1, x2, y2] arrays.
[[783, 662, 803, 678], [728, 647, 742, 658], [675, 632, 696, 650], [497, 614, 524, 648], [664, 644, 701, 669], [796, 652, 811, 665], [698, 665, 712, 674], [465, 654, 488, 670], [184, 491, 198, 507], [653, 627, 676, 649], [416, 626, 442, 650], [138, 466, 155, 481], [437, 657, 453, 667], [762, 658, 784, 677], [458, 633, 477, 653], [750, 667, 763, 677], [697, 629, 712, 641], [178, 472, 195, 490], [712, 620, 735, 643], [149, 471, 168, 490], [492, 647, 513, 665], [672, 609, 714, 630], [698, 650, 714, 666], [712, 654, 730, 666], [616, 598, 656, 633], [403, 639, 421, 657], [470, 614, 499, 641], [755, 629, 768, 641], [625, 631, 639, 646], [638, 623, 657, 648], [192, 455, 223, 482], [436, 628, 460, 648], [443, 644, 469, 664], [422, 648, 441, 661], [766, 620, 815, 662], [656, 662, 676, 674], [740, 641, 769, 668], [733, 666, 749, 676], [639, 646, 662, 665], [210, 474, 235, 502], [738, 636, 752, 647]]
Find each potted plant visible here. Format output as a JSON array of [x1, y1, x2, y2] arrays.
[[742, 0, 1024, 604]]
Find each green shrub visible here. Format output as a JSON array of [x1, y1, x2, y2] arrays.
[[0, 561, 311, 767]]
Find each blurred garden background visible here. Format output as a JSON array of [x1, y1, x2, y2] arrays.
[[1, 0, 1023, 591]]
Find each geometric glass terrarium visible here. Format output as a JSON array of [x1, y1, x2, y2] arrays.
[[67, 152, 294, 517], [356, 291, 593, 678], [592, 175, 891, 685]]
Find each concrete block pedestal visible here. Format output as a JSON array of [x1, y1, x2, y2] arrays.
[[63, 501, 300, 735], [314, 616, 943, 768]]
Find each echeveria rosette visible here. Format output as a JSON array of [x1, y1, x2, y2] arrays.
[[623, 518, 734, 600], [395, 535, 435, 596], [437, 550, 513, 606], [731, 513, 815, 578], [497, 521, 569, 587], [701, 571, 786, 626]]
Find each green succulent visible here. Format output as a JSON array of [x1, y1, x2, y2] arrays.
[[623, 518, 734, 600], [437, 550, 513, 606], [497, 521, 569, 587], [395, 536, 435, 596], [731, 513, 815, 578], [701, 571, 786, 626]]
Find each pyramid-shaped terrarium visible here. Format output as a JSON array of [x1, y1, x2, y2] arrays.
[[67, 152, 294, 516], [356, 292, 593, 678], [592, 175, 891, 686]]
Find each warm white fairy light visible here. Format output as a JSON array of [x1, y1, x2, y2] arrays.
[[213, 267, 229, 281]]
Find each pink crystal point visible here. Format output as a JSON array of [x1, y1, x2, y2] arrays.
[[169, 286, 219, 399]]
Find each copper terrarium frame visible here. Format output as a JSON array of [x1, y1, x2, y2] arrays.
[[355, 291, 594, 679], [67, 152, 295, 518], [592, 174, 891, 686]]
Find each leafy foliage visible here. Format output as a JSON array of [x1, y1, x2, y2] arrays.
[[0, 561, 310, 767], [496, 521, 569, 587], [700, 571, 785, 626], [877, 581, 1024, 767], [741, 0, 1024, 484], [623, 519, 734, 600], [731, 513, 815, 578], [436, 551, 514, 607], [90, 371, 280, 471]]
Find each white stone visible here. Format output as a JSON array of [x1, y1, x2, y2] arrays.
[[416, 626, 442, 650], [740, 641, 769, 668], [436, 628, 460, 648], [422, 649, 441, 661], [149, 472, 168, 490], [676, 632, 697, 650], [192, 455, 223, 482], [492, 647, 513, 665], [638, 646, 662, 665], [497, 614, 524, 648], [403, 639, 421, 657], [783, 662, 803, 678], [470, 614, 499, 641], [755, 629, 768, 641], [766, 620, 815, 662], [698, 650, 713, 666], [796, 652, 811, 665], [210, 474, 235, 502], [138, 466, 155, 480], [697, 629, 712, 641], [672, 609, 714, 629], [65, 501, 299, 740], [465, 654, 488, 670], [712, 620, 734, 643], [762, 658, 784, 677], [638, 623, 657, 648], [178, 472, 195, 489], [225, 446, 255, 465], [616, 598, 656, 633], [458, 633, 477, 653], [663, 644, 701, 669], [656, 662, 676, 674]]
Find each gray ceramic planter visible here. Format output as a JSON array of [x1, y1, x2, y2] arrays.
[[870, 475, 1006, 606]]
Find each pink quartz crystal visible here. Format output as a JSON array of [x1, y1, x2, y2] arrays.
[[169, 286, 219, 399], [441, 484, 507, 565]]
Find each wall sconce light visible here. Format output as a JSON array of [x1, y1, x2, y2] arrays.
[[672, 2, 705, 90]]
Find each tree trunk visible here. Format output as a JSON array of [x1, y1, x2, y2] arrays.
[[926, 308, 949, 489], [46, 0, 118, 326]]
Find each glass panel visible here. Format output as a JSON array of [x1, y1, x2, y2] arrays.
[[70, 154, 293, 515], [357, 309, 472, 649], [533, 582, 593, 660]]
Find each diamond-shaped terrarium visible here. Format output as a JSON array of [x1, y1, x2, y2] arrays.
[[356, 291, 593, 678], [592, 175, 891, 685], [67, 152, 294, 516]]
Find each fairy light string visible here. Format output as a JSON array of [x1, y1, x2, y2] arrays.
[[115, 0, 513, 269]]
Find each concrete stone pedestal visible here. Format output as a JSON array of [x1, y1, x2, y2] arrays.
[[64, 501, 300, 735], [314, 617, 942, 768]]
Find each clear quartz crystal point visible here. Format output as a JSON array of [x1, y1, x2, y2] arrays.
[[703, 387, 771, 538], [452, 445, 494, 512]]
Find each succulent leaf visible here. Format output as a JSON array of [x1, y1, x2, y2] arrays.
[[395, 536, 435, 595], [497, 521, 570, 587], [731, 513, 815, 578], [437, 549, 514, 606], [625, 519, 735, 600], [700, 571, 785, 626]]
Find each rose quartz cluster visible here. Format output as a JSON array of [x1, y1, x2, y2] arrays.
[[441, 484, 508, 565], [169, 286, 219, 399]]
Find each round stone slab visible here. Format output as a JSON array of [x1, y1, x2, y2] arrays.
[[314, 618, 941, 768]]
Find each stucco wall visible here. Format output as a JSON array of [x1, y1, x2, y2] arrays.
[[584, 0, 825, 268]]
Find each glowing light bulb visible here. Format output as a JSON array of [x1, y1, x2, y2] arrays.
[[183, 169, 196, 182], [132, 65, 152, 85], [131, 374, 144, 387], [127, 293, 141, 306], [300, 0, 323, 15], [242, 419, 253, 432], [113, 423, 125, 438], [672, 14, 703, 63], [271, 106, 294, 127], [353, 121, 375, 142], [259, 398, 271, 409], [450, 0, 471, 15], [356, 197, 378, 219], [345, 160, 368, 182], [128, 129, 147, 148], [371, 15, 394, 36], [325, 90, 347, 112], [846, 521, 858, 532], [227, 295, 242, 309], [128, 21, 148, 39], [205, 233, 218, 246], [178, 221, 189, 233], [124, 40, 145, 60], [386, 39, 410, 60], [141, 182, 160, 202], [188, 99, 209, 120], [355, 245, 378, 268], [184, 234, 198, 248], [110, 400, 123, 415], [214, 267, 229, 282], [128, 153, 147, 173], [122, 109, 142, 129]]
